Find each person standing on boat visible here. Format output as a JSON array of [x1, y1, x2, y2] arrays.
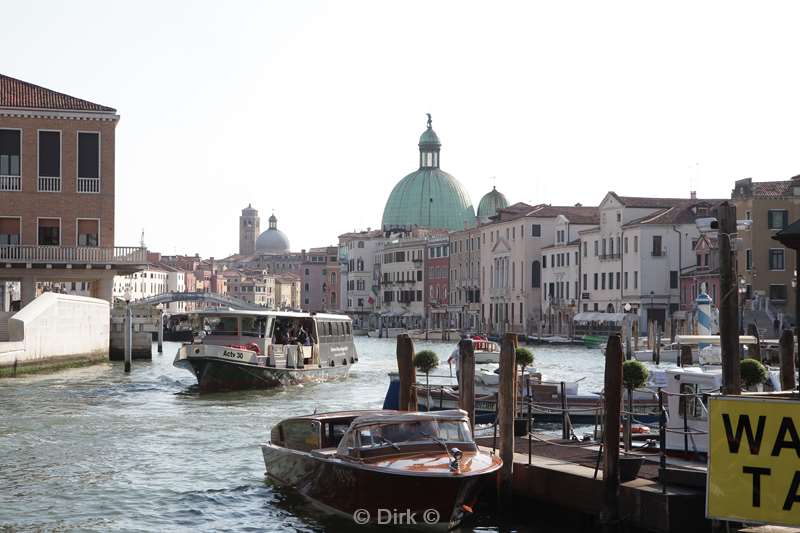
[[447, 335, 469, 385]]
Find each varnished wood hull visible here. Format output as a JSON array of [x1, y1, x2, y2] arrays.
[[262, 445, 492, 528]]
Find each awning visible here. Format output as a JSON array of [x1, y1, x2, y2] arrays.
[[573, 312, 626, 324]]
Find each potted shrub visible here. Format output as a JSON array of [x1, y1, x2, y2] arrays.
[[621, 360, 649, 471], [741, 358, 768, 391], [414, 350, 439, 411]]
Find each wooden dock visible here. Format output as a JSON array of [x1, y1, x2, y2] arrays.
[[476, 435, 709, 533]]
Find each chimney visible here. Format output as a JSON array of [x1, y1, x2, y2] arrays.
[[690, 191, 697, 200]]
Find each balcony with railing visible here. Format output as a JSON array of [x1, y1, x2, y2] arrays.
[[599, 252, 621, 261], [77, 177, 101, 193], [0, 246, 147, 268], [0, 175, 21, 191], [38, 176, 61, 192]]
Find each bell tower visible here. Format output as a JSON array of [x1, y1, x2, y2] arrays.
[[239, 204, 260, 255]]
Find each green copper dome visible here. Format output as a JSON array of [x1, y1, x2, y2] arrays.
[[381, 115, 475, 231], [382, 168, 475, 231], [477, 186, 509, 219], [419, 127, 441, 147]]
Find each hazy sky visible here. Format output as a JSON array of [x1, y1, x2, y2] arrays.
[[4, 1, 800, 257]]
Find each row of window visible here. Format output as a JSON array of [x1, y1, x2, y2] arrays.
[[545, 281, 579, 301], [744, 248, 788, 271], [382, 270, 423, 283], [347, 279, 367, 291], [0, 129, 101, 191], [383, 249, 423, 264], [450, 236, 480, 254], [0, 217, 99, 246], [486, 224, 542, 245], [382, 290, 423, 303], [543, 250, 580, 269], [427, 244, 449, 258]]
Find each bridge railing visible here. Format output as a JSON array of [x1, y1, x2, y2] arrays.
[[0, 246, 147, 265], [131, 291, 261, 311]]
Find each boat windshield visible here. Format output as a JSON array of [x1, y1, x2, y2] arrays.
[[353, 420, 472, 449]]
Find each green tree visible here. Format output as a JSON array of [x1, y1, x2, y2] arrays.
[[622, 360, 649, 451], [740, 358, 768, 389], [414, 350, 439, 411]]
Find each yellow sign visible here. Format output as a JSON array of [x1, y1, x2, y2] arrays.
[[708, 395, 800, 526]]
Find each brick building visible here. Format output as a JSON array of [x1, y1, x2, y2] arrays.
[[425, 236, 449, 329], [0, 74, 145, 310]]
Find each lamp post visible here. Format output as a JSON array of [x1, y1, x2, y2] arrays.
[[738, 277, 747, 335]]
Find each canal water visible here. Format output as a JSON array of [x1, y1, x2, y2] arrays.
[[0, 338, 656, 532]]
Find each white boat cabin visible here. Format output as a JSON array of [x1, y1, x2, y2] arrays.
[[188, 309, 355, 367]]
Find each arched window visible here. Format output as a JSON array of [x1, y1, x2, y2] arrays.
[[531, 261, 541, 288]]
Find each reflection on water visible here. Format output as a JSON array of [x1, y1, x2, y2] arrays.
[[0, 337, 656, 532]]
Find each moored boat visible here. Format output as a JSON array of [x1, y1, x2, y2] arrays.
[[262, 409, 501, 528], [173, 310, 357, 392]]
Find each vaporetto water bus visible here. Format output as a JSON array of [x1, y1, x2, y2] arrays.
[[173, 310, 357, 392]]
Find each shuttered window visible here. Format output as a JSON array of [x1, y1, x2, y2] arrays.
[[38, 131, 60, 177], [0, 130, 20, 176], [77, 219, 99, 247], [38, 218, 60, 246], [78, 133, 100, 179], [0, 218, 20, 245]]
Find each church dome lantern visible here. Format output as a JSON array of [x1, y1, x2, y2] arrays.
[[256, 212, 291, 253], [381, 115, 475, 232]]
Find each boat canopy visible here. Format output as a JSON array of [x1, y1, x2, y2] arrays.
[[348, 409, 469, 430], [674, 335, 759, 345], [573, 312, 626, 324]]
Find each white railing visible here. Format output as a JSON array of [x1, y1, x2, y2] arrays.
[[0, 246, 147, 264], [77, 177, 100, 193], [38, 176, 61, 192], [0, 175, 21, 191]]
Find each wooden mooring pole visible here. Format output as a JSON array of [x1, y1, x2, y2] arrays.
[[498, 332, 518, 511], [718, 202, 741, 395], [601, 334, 623, 529], [157, 311, 164, 354], [780, 329, 796, 391], [396, 334, 417, 411], [124, 304, 132, 373], [458, 338, 476, 434]]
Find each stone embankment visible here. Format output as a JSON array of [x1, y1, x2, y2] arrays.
[[0, 293, 110, 376]]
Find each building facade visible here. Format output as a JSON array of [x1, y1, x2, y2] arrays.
[[226, 269, 275, 308], [479, 203, 598, 335], [0, 74, 145, 309], [733, 176, 800, 324], [540, 215, 585, 336], [424, 236, 449, 329], [447, 226, 482, 331], [339, 229, 384, 329], [579, 192, 719, 332], [380, 235, 427, 329]]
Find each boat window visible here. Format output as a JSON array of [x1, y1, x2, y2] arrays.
[[241, 316, 267, 338], [323, 421, 352, 448], [327, 322, 333, 336], [345, 322, 351, 336], [281, 419, 321, 452], [206, 316, 238, 336], [355, 420, 471, 449]]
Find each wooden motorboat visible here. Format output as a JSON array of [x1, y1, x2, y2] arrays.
[[262, 409, 501, 529], [174, 310, 357, 392]]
